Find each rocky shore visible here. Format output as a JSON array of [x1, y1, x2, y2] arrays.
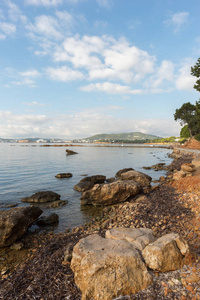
[[1, 147, 200, 299]]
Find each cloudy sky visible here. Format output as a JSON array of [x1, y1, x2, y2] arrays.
[[0, 0, 200, 139]]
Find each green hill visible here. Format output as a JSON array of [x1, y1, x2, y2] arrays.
[[83, 132, 161, 142]]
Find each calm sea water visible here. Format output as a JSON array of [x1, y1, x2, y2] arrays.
[[0, 143, 173, 232]]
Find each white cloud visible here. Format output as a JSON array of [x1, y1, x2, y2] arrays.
[[28, 15, 63, 40], [23, 101, 45, 106], [175, 61, 196, 90], [147, 60, 174, 89], [20, 70, 41, 78], [7, 1, 27, 23], [0, 22, 16, 36], [25, 0, 63, 6], [46, 66, 84, 81], [80, 82, 143, 94], [54, 35, 155, 84], [0, 109, 180, 139], [164, 12, 189, 33], [97, 0, 113, 9]]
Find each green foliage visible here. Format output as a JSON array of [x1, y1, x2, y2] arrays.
[[180, 125, 190, 138], [195, 133, 200, 141], [174, 100, 200, 137], [151, 136, 177, 143], [191, 58, 200, 92]]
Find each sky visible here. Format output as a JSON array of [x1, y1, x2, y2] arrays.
[[0, 0, 200, 139]]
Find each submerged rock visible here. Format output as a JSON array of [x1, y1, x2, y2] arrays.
[[0, 206, 42, 247], [36, 213, 59, 226], [21, 191, 60, 203]]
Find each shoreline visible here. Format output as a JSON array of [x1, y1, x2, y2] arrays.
[[1, 149, 200, 299]]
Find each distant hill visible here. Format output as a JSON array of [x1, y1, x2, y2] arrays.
[[83, 132, 161, 142]]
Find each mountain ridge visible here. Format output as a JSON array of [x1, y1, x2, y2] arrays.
[[83, 132, 161, 142]]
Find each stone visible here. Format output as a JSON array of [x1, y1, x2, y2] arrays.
[[119, 170, 152, 187], [173, 170, 186, 181], [115, 168, 134, 178], [105, 227, 155, 251], [81, 180, 141, 206], [0, 206, 42, 247], [55, 173, 72, 178], [64, 243, 73, 262], [181, 163, 196, 173], [71, 234, 153, 300], [21, 191, 60, 203], [10, 242, 24, 250], [142, 233, 189, 272], [66, 149, 78, 155], [36, 213, 59, 226], [74, 175, 106, 192]]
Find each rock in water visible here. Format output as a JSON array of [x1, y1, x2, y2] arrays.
[[74, 175, 106, 192], [55, 173, 72, 178], [0, 206, 42, 247], [66, 149, 78, 155], [21, 191, 60, 203], [80, 180, 141, 206], [119, 170, 152, 187], [71, 234, 153, 300], [36, 213, 59, 226]]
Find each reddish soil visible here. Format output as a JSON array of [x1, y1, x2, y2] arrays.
[[181, 138, 200, 150]]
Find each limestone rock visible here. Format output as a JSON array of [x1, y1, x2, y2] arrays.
[[21, 191, 60, 203], [115, 168, 134, 178], [173, 170, 186, 181], [0, 206, 42, 247], [105, 227, 155, 251], [55, 173, 72, 178], [142, 233, 189, 272], [74, 175, 106, 192], [80, 180, 141, 206], [120, 170, 152, 188], [71, 234, 153, 300], [181, 163, 196, 173]]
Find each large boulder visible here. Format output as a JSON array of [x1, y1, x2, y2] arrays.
[[142, 233, 189, 272], [115, 168, 134, 178], [119, 170, 152, 188], [21, 191, 60, 203], [74, 175, 106, 192], [80, 180, 141, 206], [105, 227, 155, 251], [71, 234, 153, 300], [0, 206, 42, 247]]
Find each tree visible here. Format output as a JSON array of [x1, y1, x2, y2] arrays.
[[180, 125, 190, 138], [174, 100, 200, 138], [191, 58, 200, 92]]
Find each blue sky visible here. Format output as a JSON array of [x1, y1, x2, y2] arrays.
[[0, 0, 200, 139]]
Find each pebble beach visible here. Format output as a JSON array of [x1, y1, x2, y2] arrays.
[[1, 142, 200, 300]]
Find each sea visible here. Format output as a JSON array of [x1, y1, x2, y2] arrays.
[[0, 143, 173, 232]]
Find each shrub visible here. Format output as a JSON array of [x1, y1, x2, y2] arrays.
[[195, 134, 200, 141]]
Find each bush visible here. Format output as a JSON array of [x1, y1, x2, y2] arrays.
[[195, 134, 200, 141]]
